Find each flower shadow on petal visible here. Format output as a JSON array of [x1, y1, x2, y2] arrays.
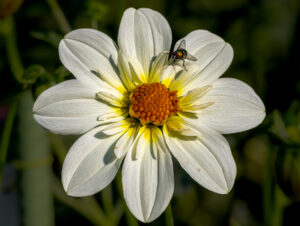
[[89, 55, 120, 76], [166, 128, 198, 141], [108, 55, 120, 75], [94, 131, 118, 165]]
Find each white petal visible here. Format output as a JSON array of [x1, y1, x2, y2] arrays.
[[168, 64, 201, 95], [122, 128, 174, 222], [134, 127, 151, 160], [179, 85, 212, 106], [96, 111, 126, 123], [174, 30, 233, 92], [149, 52, 169, 83], [163, 125, 232, 194], [59, 29, 124, 92], [33, 80, 116, 135], [165, 116, 199, 137], [197, 78, 266, 134], [118, 50, 145, 86], [62, 127, 123, 196], [186, 43, 233, 91], [102, 121, 126, 135], [114, 127, 139, 158], [118, 8, 172, 74], [117, 50, 135, 90], [181, 118, 236, 191], [175, 30, 227, 70], [160, 65, 176, 88], [33, 79, 97, 111], [96, 91, 126, 107]]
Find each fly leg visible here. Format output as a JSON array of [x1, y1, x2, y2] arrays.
[[166, 58, 176, 71], [181, 59, 187, 71], [168, 57, 176, 65]]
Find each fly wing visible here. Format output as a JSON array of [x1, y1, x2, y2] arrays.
[[186, 52, 197, 61], [177, 39, 186, 50]]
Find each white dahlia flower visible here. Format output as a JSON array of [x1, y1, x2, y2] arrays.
[[33, 8, 265, 222]]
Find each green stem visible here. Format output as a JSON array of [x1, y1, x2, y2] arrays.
[[272, 187, 283, 226], [102, 184, 122, 226], [0, 99, 18, 189], [3, 16, 24, 83], [46, 0, 71, 33], [116, 172, 139, 226], [101, 185, 114, 216], [263, 146, 290, 226], [0, 15, 24, 189], [18, 92, 55, 226], [272, 186, 290, 226], [263, 145, 274, 226], [113, 199, 124, 225], [165, 204, 174, 226]]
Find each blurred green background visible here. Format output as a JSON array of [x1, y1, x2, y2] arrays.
[[0, 0, 300, 226]]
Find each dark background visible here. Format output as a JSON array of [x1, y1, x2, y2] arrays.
[[0, 0, 300, 226]]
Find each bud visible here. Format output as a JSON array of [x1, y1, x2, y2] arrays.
[[0, 0, 23, 19]]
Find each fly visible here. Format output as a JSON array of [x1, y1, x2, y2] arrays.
[[168, 39, 197, 71]]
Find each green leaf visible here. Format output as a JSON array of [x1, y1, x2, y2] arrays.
[[21, 64, 47, 85], [85, 0, 109, 22], [269, 110, 300, 147], [30, 31, 62, 48], [54, 66, 71, 82], [32, 83, 53, 99], [270, 110, 290, 143]]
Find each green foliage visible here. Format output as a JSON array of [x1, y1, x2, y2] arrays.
[[270, 103, 300, 147], [270, 110, 294, 145], [276, 147, 300, 201], [0, 0, 23, 18], [0, 0, 300, 225], [85, 0, 109, 23], [18, 92, 54, 226], [270, 103, 300, 201], [30, 30, 62, 48], [22, 64, 47, 85]]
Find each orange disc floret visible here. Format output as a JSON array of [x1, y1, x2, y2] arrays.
[[129, 82, 180, 126]]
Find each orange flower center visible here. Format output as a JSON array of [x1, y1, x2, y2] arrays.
[[129, 82, 180, 126]]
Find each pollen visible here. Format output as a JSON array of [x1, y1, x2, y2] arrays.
[[129, 83, 180, 126]]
